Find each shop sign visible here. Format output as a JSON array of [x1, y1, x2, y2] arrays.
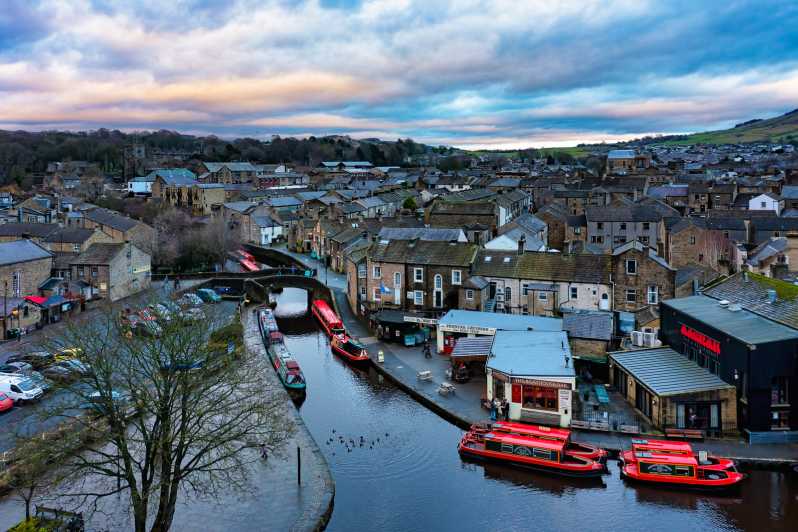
[[440, 323, 496, 335], [558, 389, 571, 414], [680, 324, 720, 355], [510, 377, 571, 389], [403, 316, 439, 326]]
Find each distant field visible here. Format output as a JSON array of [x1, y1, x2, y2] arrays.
[[659, 110, 798, 146], [469, 146, 591, 159]]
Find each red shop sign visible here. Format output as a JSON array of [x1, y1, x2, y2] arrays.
[[680, 324, 721, 355]]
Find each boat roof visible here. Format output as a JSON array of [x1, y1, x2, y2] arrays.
[[634, 451, 698, 466], [631, 439, 692, 453], [286, 361, 301, 370], [492, 421, 571, 440], [484, 432, 565, 452]]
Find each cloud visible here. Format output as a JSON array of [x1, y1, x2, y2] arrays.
[[0, 0, 796, 148]]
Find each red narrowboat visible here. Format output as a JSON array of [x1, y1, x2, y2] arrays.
[[620, 450, 744, 491], [458, 430, 606, 478], [311, 299, 345, 337], [485, 421, 607, 462], [330, 334, 370, 365], [620, 439, 736, 472], [237, 249, 256, 262], [240, 258, 260, 272]]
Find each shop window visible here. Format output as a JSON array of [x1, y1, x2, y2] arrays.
[[522, 386, 558, 411], [772, 410, 790, 430], [771, 377, 790, 406]]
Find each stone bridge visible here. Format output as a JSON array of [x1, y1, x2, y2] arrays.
[[191, 273, 334, 310]]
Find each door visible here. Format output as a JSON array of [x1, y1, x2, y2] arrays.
[[394, 272, 401, 305], [434, 274, 443, 307]]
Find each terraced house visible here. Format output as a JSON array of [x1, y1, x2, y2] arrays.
[[585, 204, 666, 255], [366, 239, 478, 313]]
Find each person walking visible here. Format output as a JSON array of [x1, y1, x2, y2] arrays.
[[490, 398, 497, 421], [501, 398, 510, 421], [496, 399, 503, 421]]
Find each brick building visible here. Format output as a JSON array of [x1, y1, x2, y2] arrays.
[[611, 240, 676, 317]]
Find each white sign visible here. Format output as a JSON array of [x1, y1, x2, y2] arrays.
[[403, 316, 439, 326], [440, 323, 496, 335], [558, 389, 571, 415]]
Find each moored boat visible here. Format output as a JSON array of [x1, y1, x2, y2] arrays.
[[480, 421, 608, 462], [311, 299, 345, 337], [256, 307, 306, 396], [330, 334, 370, 365], [458, 429, 606, 478], [619, 440, 744, 491]]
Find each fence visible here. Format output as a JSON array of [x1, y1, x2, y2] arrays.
[[571, 409, 650, 435]]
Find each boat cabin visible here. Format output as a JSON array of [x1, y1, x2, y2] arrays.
[[633, 452, 699, 478], [483, 432, 564, 462], [312, 299, 345, 336], [492, 422, 571, 442], [630, 439, 692, 455]]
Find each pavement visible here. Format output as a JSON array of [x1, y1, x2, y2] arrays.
[[278, 247, 798, 465]]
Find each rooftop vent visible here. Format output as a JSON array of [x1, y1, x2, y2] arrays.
[[767, 289, 778, 304], [728, 303, 742, 312], [718, 300, 730, 307]]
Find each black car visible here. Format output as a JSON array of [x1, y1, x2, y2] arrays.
[[6, 351, 55, 369], [41, 360, 92, 382]]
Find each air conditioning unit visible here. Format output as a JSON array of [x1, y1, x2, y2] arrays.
[[631, 331, 644, 346], [642, 332, 658, 347], [642, 327, 659, 336]]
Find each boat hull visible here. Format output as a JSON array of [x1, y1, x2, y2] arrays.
[[620, 464, 745, 492], [458, 443, 606, 478], [331, 343, 370, 366]]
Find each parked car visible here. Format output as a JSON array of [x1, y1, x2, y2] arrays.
[[41, 360, 92, 382], [178, 293, 204, 307], [55, 347, 84, 362], [87, 390, 128, 416], [0, 376, 44, 402], [179, 307, 206, 323], [148, 303, 173, 323], [0, 393, 13, 413], [197, 288, 222, 303], [6, 351, 54, 369], [0, 363, 51, 392]]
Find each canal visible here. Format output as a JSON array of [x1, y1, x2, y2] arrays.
[[273, 288, 798, 532]]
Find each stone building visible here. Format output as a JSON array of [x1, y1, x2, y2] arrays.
[[0, 240, 53, 297], [42, 227, 114, 254], [81, 208, 156, 256], [611, 241, 676, 316], [666, 218, 735, 274], [69, 242, 151, 301], [586, 205, 665, 254]]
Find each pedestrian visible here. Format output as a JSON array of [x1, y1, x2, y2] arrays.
[[260, 444, 268, 461], [501, 398, 510, 421], [490, 398, 497, 421]]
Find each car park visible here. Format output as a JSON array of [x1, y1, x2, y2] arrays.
[[0, 393, 13, 413], [0, 376, 44, 403], [197, 288, 222, 303], [6, 351, 54, 369]]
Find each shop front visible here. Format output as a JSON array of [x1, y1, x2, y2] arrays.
[[486, 330, 575, 428]]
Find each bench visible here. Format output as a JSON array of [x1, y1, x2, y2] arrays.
[[438, 382, 455, 396], [665, 428, 705, 441], [417, 370, 432, 381]]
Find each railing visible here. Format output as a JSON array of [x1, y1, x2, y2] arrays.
[[571, 409, 650, 434]]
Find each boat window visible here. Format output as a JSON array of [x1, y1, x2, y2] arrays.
[[639, 462, 694, 477]]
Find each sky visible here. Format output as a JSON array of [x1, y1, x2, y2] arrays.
[[1, 0, 797, 149]]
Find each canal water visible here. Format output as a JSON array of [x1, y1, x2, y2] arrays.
[[273, 288, 798, 532]]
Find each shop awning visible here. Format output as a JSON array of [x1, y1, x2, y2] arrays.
[[374, 309, 428, 326], [451, 336, 494, 362], [24, 296, 47, 305]]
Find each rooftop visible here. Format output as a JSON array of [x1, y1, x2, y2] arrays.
[[439, 309, 562, 332], [487, 330, 574, 378], [609, 347, 733, 397], [0, 239, 53, 266], [662, 294, 798, 344], [702, 272, 798, 330]]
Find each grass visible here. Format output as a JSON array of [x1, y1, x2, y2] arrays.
[[468, 146, 591, 159], [748, 272, 798, 301]]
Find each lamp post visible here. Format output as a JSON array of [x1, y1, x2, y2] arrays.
[[2, 280, 7, 340]]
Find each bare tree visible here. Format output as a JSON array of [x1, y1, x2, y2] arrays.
[[2, 431, 65, 522], [41, 301, 290, 532]]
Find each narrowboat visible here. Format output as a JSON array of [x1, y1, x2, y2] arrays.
[[484, 421, 607, 462], [620, 439, 736, 473], [311, 299, 345, 337], [330, 334, 370, 365], [620, 450, 744, 491], [256, 308, 306, 396], [258, 308, 280, 337], [458, 430, 606, 478]]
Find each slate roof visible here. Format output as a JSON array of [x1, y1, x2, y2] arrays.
[[702, 273, 798, 330], [204, 162, 257, 173], [431, 200, 495, 216], [751, 217, 798, 232], [562, 311, 613, 341], [488, 330, 573, 378], [0, 239, 53, 266], [611, 241, 674, 270], [43, 227, 97, 244], [472, 250, 611, 284], [780, 185, 798, 199], [586, 205, 663, 222], [268, 197, 303, 208], [489, 177, 522, 188], [369, 240, 478, 267], [377, 227, 465, 242], [746, 237, 788, 266], [0, 223, 59, 239], [355, 196, 386, 209], [252, 215, 280, 228], [148, 168, 197, 185], [83, 208, 139, 232], [512, 213, 547, 234], [609, 348, 733, 397], [607, 149, 636, 159], [69, 243, 126, 265], [464, 275, 490, 289]]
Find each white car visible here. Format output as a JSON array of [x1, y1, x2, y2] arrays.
[[0, 375, 44, 403]]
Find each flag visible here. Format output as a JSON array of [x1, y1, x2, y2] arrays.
[[380, 282, 391, 294]]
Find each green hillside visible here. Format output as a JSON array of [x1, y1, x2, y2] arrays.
[[660, 109, 798, 145]]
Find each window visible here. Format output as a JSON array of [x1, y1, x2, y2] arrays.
[[647, 285, 658, 305], [772, 377, 790, 406], [596, 222, 604, 230], [590, 236, 604, 244], [372, 287, 381, 302], [414, 290, 423, 305], [73, 243, 80, 252], [522, 283, 530, 296], [78, 266, 85, 278], [640, 236, 649, 245], [723, 231, 729, 238], [626, 288, 636, 303], [484, 256, 492, 262], [774, 231, 781, 237], [434, 274, 443, 290], [452, 270, 462, 285], [538, 292, 548, 301], [642, 222, 650, 231], [689, 235, 696, 245], [372, 266, 381, 279], [619, 222, 627, 230], [570, 286, 578, 299], [574, 227, 581, 234], [761, 201, 767, 208], [357, 264, 367, 278], [11, 271, 21, 297], [91, 267, 98, 278], [359, 286, 366, 297], [521, 385, 558, 411], [698, 253, 704, 262], [414, 268, 423, 282], [465, 289, 474, 300], [504, 287, 512, 304], [625, 259, 637, 275]]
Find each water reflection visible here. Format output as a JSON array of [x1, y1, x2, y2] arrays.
[[271, 287, 798, 532]]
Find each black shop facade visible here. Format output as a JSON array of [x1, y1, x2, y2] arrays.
[[660, 295, 798, 439]]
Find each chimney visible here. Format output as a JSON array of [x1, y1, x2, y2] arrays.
[[518, 235, 526, 255]]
